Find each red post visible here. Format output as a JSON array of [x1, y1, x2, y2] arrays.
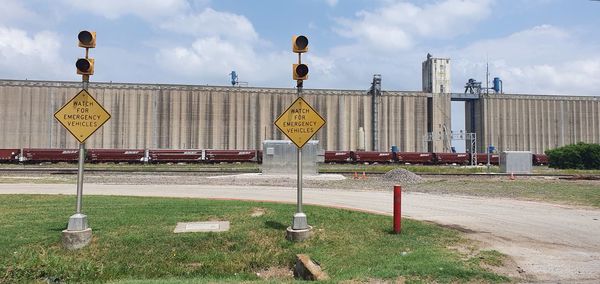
[[393, 185, 402, 234]]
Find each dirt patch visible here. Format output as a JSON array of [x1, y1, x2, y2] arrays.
[[466, 234, 538, 282], [448, 238, 533, 283], [340, 276, 406, 283], [481, 258, 532, 283], [183, 262, 203, 269], [250, 207, 265, 217], [255, 266, 293, 280], [435, 223, 480, 234]]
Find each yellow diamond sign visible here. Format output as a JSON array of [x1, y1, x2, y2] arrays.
[[274, 96, 326, 148], [54, 89, 111, 143]]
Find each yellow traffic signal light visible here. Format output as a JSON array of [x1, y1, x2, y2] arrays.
[[292, 35, 308, 53], [76, 58, 94, 75], [293, 63, 308, 80], [78, 30, 96, 48]]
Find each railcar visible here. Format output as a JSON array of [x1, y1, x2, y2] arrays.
[[21, 148, 79, 163], [396, 152, 435, 164], [87, 149, 146, 163], [532, 154, 549, 166], [148, 149, 203, 163], [351, 151, 395, 163], [205, 150, 259, 163], [433, 153, 470, 165], [475, 153, 500, 165], [0, 147, 554, 167], [323, 151, 353, 163], [0, 149, 19, 162]]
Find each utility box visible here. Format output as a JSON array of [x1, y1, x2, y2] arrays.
[[500, 151, 532, 174], [262, 140, 322, 175]]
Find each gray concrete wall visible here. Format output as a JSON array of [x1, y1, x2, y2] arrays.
[[0, 80, 429, 151], [466, 94, 600, 154], [428, 93, 452, 152], [6, 79, 598, 154]]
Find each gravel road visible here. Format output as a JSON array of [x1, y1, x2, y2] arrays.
[[1, 181, 599, 283]]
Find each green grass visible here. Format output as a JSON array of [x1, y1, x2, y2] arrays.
[[532, 166, 600, 175], [0, 195, 507, 283], [414, 179, 600, 208], [320, 164, 502, 174], [471, 250, 507, 267], [322, 163, 600, 175]]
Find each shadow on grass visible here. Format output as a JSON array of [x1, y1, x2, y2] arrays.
[[264, 220, 287, 230], [49, 225, 67, 232], [386, 229, 403, 235]]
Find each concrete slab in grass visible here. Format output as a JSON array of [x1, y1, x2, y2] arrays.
[[173, 221, 230, 233]]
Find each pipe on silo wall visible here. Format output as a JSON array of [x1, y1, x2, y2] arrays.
[[591, 101, 600, 143]]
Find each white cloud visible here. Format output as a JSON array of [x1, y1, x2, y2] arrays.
[[0, 0, 36, 25], [450, 25, 600, 96], [160, 8, 258, 42], [61, 0, 188, 20], [325, 0, 339, 7], [498, 60, 600, 95], [334, 0, 493, 51], [156, 36, 292, 86], [155, 7, 294, 86], [157, 36, 255, 79], [149, 2, 600, 97], [0, 26, 69, 79], [301, 46, 424, 90]]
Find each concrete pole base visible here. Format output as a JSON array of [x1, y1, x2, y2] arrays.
[[67, 213, 88, 231], [286, 225, 313, 242], [292, 212, 308, 230], [61, 228, 92, 250]]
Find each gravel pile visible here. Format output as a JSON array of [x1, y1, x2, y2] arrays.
[[382, 168, 423, 184]]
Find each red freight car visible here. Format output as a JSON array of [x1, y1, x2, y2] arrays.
[[396, 152, 435, 164], [87, 149, 145, 163], [149, 149, 203, 163], [21, 148, 79, 163], [0, 149, 20, 162], [434, 153, 470, 165], [532, 154, 549, 166], [475, 154, 499, 165], [205, 150, 258, 163], [324, 151, 353, 163], [352, 151, 395, 163]]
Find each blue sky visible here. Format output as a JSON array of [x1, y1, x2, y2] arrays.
[[1, 0, 599, 149]]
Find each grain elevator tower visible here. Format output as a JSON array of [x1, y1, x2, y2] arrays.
[[422, 53, 451, 94]]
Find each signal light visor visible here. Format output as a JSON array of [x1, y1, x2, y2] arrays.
[[78, 30, 96, 48], [292, 35, 309, 53], [76, 58, 94, 75], [293, 63, 309, 80]]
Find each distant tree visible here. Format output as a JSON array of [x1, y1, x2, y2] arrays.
[[546, 142, 600, 169]]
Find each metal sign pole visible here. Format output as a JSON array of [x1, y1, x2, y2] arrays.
[[281, 35, 321, 240], [76, 142, 85, 213], [292, 75, 308, 230], [59, 31, 102, 249], [67, 76, 89, 231], [298, 145, 302, 213], [297, 147, 302, 214]]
